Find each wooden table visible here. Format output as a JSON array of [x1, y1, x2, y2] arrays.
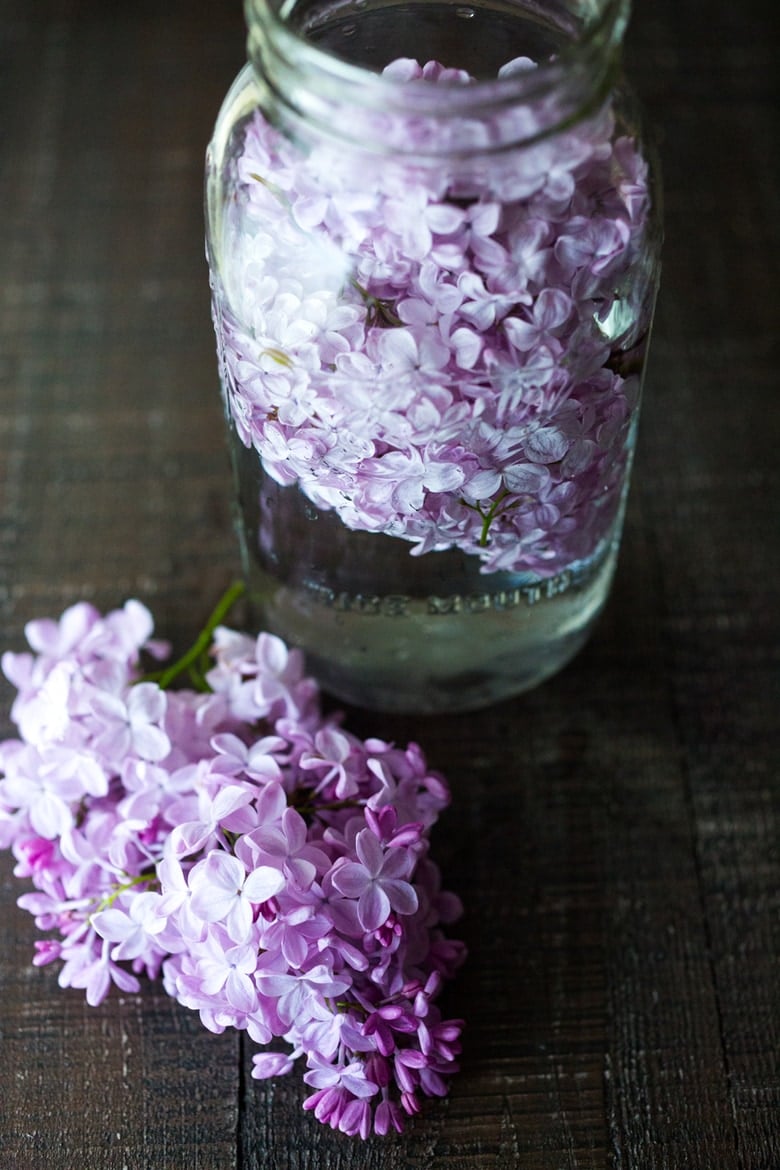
[[1, 2, 777, 1166]]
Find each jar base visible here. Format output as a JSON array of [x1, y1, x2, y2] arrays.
[[243, 539, 619, 714]]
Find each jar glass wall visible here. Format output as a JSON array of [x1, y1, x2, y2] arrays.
[[206, 0, 662, 713]]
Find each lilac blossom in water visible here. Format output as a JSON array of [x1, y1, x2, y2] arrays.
[[0, 596, 465, 1137], [212, 56, 652, 576]]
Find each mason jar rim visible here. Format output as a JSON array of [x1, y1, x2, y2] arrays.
[[245, 0, 630, 105], [243, 0, 630, 153]]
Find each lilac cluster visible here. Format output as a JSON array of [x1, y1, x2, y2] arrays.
[[212, 56, 653, 576], [0, 596, 465, 1137]]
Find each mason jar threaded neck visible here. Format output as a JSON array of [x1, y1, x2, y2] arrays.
[[244, 0, 630, 155]]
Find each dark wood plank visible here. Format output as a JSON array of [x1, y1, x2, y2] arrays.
[[0, 865, 240, 1168], [0, 4, 246, 1167]]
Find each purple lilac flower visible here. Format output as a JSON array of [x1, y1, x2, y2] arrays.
[[92, 890, 168, 962], [0, 596, 466, 1136], [330, 828, 419, 933], [90, 683, 171, 765], [188, 850, 286, 942]]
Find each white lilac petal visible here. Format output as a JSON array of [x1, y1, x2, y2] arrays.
[[243, 864, 286, 903], [1, 650, 35, 691], [76, 962, 111, 1008], [424, 202, 467, 235], [430, 240, 467, 269], [286, 854, 320, 891], [292, 194, 328, 229], [381, 57, 424, 81], [450, 327, 483, 369], [103, 599, 157, 658], [189, 853, 246, 920], [130, 723, 172, 763], [196, 959, 234, 999], [397, 296, 436, 327], [211, 784, 255, 823], [225, 897, 255, 943], [25, 602, 100, 657], [468, 200, 502, 237], [128, 682, 167, 726], [281, 807, 309, 853], [422, 459, 465, 494], [498, 55, 538, 77], [29, 791, 75, 840], [223, 969, 258, 1014], [374, 328, 419, 371]]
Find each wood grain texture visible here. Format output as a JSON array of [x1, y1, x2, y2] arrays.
[[1, 1, 777, 1167]]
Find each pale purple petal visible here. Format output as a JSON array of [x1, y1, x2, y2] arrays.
[[355, 829, 383, 876], [535, 288, 571, 330], [503, 463, 551, 494], [277, 855, 312, 891], [503, 316, 537, 351], [382, 878, 419, 917], [281, 807, 307, 853], [524, 426, 571, 464], [331, 861, 370, 899], [377, 847, 413, 881], [358, 884, 390, 932], [252, 1052, 295, 1079]]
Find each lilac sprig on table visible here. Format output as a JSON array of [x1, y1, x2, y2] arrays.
[[213, 55, 654, 576], [0, 587, 465, 1138]]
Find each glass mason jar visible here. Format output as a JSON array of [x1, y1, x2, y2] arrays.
[[206, 0, 661, 713]]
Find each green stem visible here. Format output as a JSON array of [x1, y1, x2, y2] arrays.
[[91, 870, 157, 917], [289, 789, 362, 821], [478, 497, 502, 547], [350, 280, 403, 327], [143, 580, 246, 691], [461, 490, 518, 547], [302, 797, 361, 815]]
